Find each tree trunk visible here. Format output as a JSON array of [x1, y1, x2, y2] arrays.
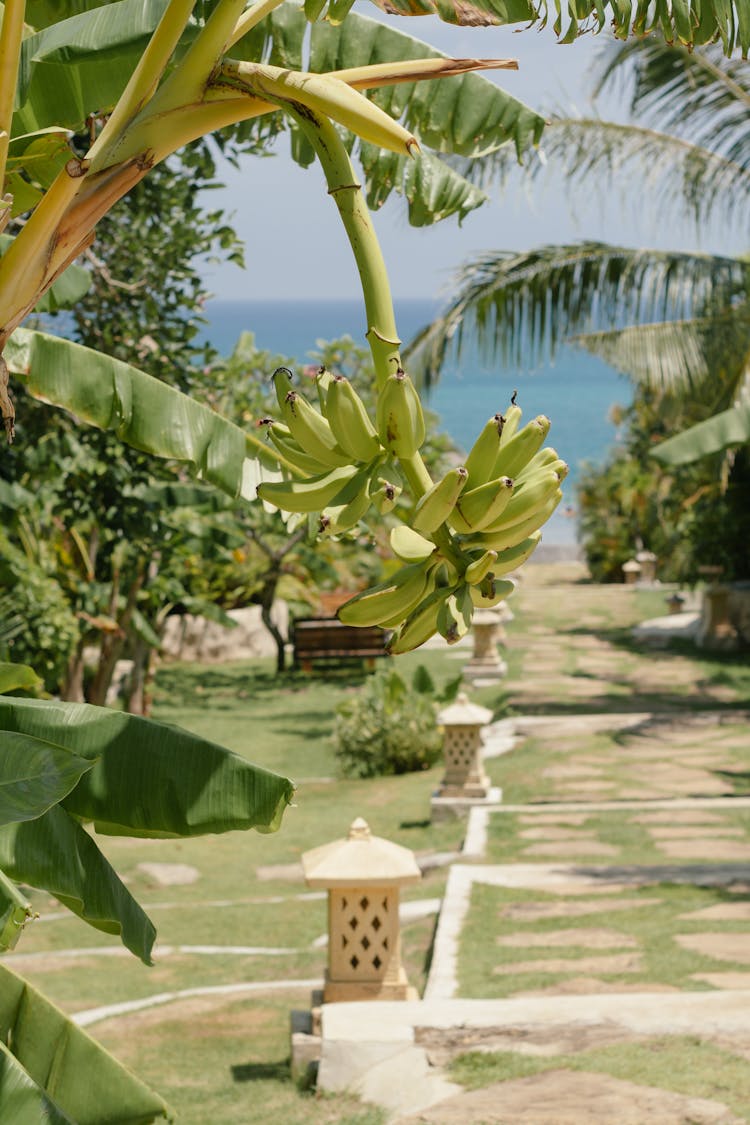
[[60, 638, 86, 702], [260, 571, 286, 674], [124, 637, 150, 715]]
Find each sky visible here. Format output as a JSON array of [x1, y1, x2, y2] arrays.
[[198, 11, 725, 302]]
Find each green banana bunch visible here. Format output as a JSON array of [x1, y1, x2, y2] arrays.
[[319, 466, 373, 536], [387, 585, 455, 654], [463, 413, 505, 489], [376, 368, 425, 458], [437, 585, 474, 644], [273, 367, 350, 469], [412, 467, 468, 535], [484, 467, 563, 533], [325, 374, 382, 462], [338, 561, 435, 628]]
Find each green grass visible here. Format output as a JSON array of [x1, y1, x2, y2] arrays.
[[449, 1036, 750, 1122], [458, 881, 750, 999]]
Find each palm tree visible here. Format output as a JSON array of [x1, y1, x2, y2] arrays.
[[406, 38, 750, 464]]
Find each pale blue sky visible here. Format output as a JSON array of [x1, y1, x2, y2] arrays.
[[199, 13, 721, 301]]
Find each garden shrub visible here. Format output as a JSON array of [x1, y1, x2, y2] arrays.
[[333, 665, 459, 778]]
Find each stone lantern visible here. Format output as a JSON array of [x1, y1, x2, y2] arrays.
[[463, 607, 509, 681], [301, 817, 421, 1003], [636, 549, 658, 584], [622, 558, 641, 585], [435, 693, 493, 799]]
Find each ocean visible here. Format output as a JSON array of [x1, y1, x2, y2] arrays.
[[200, 298, 631, 546]]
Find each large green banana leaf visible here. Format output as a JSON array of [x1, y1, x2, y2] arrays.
[[0, 696, 296, 838], [0, 962, 172, 1123], [0, 1041, 73, 1125], [0, 731, 95, 827], [652, 401, 750, 464], [5, 327, 282, 500], [0, 802, 157, 961]]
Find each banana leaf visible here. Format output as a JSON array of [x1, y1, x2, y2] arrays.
[[652, 401, 750, 464], [0, 868, 32, 953], [0, 962, 172, 1123], [0, 661, 40, 694], [0, 1041, 73, 1124], [0, 697, 296, 838], [0, 803, 157, 961], [0, 730, 95, 827], [4, 328, 282, 501]]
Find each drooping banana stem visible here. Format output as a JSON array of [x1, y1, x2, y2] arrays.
[[87, 0, 197, 173], [287, 107, 402, 393], [0, 0, 26, 191]]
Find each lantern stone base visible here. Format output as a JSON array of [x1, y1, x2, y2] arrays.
[[430, 786, 502, 821], [462, 657, 507, 681], [323, 970, 418, 1003]]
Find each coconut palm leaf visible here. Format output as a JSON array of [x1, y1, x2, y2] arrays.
[[595, 38, 750, 164], [574, 309, 750, 401], [4, 327, 286, 498], [405, 242, 750, 385], [0, 962, 171, 1122]]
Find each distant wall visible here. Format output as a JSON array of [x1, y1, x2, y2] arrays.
[[161, 603, 288, 664]]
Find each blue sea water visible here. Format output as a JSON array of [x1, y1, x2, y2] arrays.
[[199, 298, 632, 544]]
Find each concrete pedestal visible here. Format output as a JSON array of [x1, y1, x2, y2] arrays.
[[430, 786, 503, 822]]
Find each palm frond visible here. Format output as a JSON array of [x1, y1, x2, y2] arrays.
[[594, 39, 750, 173], [574, 309, 750, 408], [404, 243, 750, 386]]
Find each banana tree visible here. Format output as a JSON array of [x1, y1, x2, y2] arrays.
[[1, 1, 746, 1119]]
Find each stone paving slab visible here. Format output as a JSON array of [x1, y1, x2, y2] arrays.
[[393, 1070, 744, 1125]]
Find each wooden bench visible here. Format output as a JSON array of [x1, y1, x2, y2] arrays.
[[292, 617, 390, 674]]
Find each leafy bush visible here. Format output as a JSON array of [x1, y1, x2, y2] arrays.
[[0, 533, 79, 692], [333, 665, 459, 778]]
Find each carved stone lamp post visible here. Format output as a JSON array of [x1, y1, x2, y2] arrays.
[[435, 693, 493, 798], [301, 817, 421, 1003], [463, 607, 509, 681]]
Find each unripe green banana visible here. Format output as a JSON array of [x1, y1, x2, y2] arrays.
[[257, 463, 358, 513], [492, 415, 551, 480], [473, 490, 563, 551], [513, 445, 560, 483], [388, 586, 455, 654], [437, 585, 474, 644], [464, 549, 498, 585], [272, 366, 295, 409], [391, 524, 436, 563], [268, 422, 331, 476], [280, 389, 351, 468], [470, 575, 516, 609], [463, 414, 505, 489], [325, 375, 382, 462], [376, 368, 425, 458], [451, 476, 514, 534], [315, 367, 334, 415], [370, 477, 402, 514], [516, 458, 568, 487], [412, 466, 468, 535], [491, 531, 542, 575], [485, 468, 562, 532], [500, 401, 523, 443], [338, 562, 433, 628], [319, 467, 372, 535]]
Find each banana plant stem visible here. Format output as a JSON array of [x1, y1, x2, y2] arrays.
[[0, 0, 26, 190], [87, 0, 196, 173], [147, 0, 247, 115], [227, 0, 288, 49], [286, 106, 401, 392]]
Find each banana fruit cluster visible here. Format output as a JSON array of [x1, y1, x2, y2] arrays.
[[257, 369, 566, 653]]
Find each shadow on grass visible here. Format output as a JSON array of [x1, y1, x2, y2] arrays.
[[231, 1059, 289, 1083]]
